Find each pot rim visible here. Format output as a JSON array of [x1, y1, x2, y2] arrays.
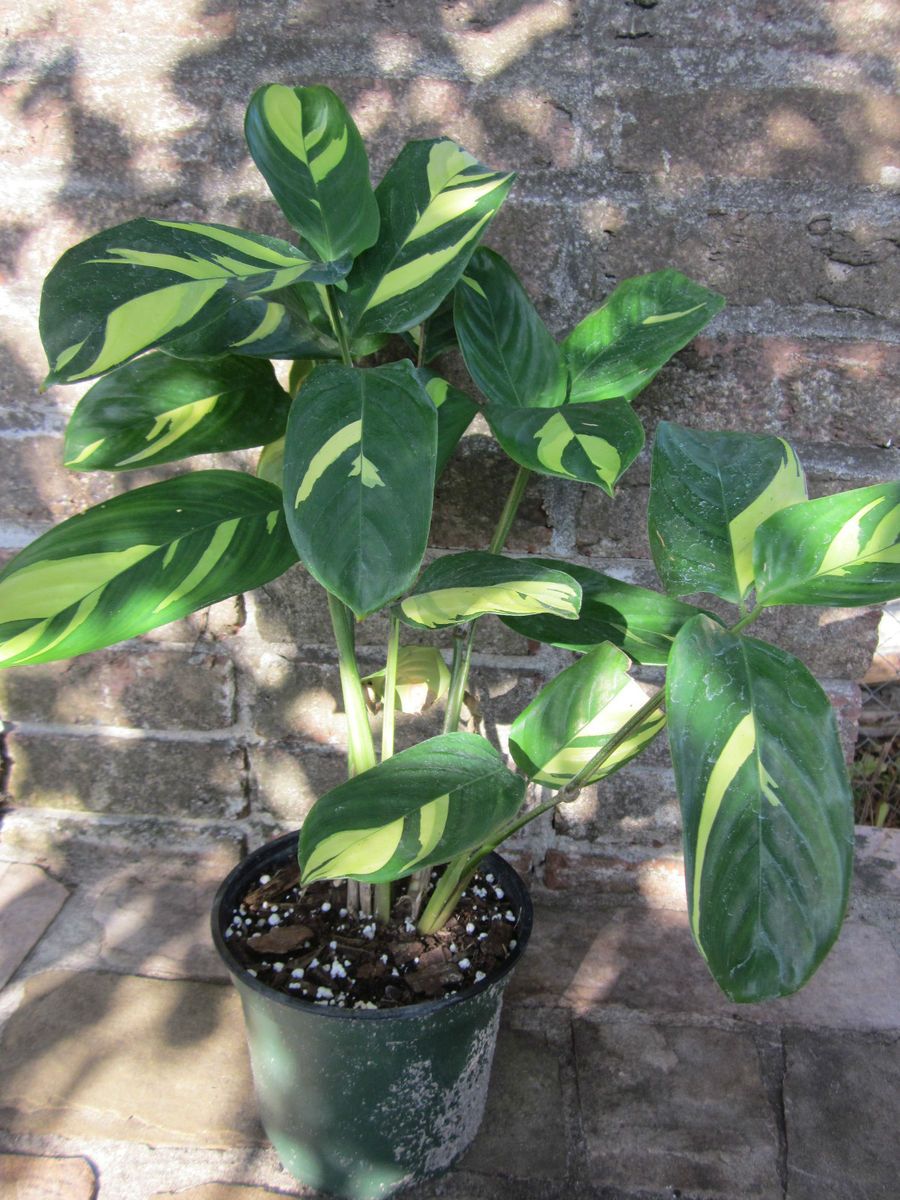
[[211, 830, 533, 1022]]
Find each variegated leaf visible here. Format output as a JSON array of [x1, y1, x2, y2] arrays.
[[0, 472, 296, 668], [648, 422, 807, 605], [41, 218, 349, 385], [162, 293, 339, 361], [283, 361, 437, 617], [343, 138, 513, 336], [245, 83, 380, 263], [501, 560, 712, 665], [754, 483, 900, 607], [64, 353, 290, 471], [486, 399, 644, 495], [667, 615, 853, 1002], [363, 646, 451, 713], [415, 368, 478, 475], [298, 733, 525, 885], [400, 551, 581, 630], [510, 644, 665, 789], [454, 247, 566, 408], [564, 270, 725, 403]]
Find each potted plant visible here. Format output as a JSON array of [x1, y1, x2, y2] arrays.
[[1, 83, 898, 1198]]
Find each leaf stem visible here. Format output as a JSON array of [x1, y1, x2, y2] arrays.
[[326, 591, 377, 918], [325, 285, 354, 368], [729, 602, 764, 635], [415, 466, 532, 930], [374, 611, 402, 923], [416, 322, 427, 369], [381, 610, 401, 761], [326, 593, 377, 777], [489, 465, 531, 554]]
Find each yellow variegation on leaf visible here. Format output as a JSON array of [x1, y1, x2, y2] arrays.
[[667, 615, 853, 1002], [342, 139, 513, 336], [0, 473, 298, 668], [754, 482, 900, 607], [400, 552, 582, 630], [363, 646, 451, 714], [298, 733, 524, 885], [41, 218, 349, 386], [509, 644, 665, 789], [649, 422, 807, 605]]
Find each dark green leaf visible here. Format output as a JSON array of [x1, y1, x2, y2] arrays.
[[41, 218, 349, 385], [162, 292, 340, 361], [667, 614, 853, 1002], [64, 353, 290, 471], [282, 361, 437, 617], [486, 398, 644, 495], [564, 269, 725, 403], [400, 551, 581, 629], [501, 560, 712, 664], [414, 368, 477, 475], [343, 139, 513, 336], [509, 644, 665, 788], [454, 247, 566, 408], [648, 422, 807, 604], [245, 84, 380, 262]]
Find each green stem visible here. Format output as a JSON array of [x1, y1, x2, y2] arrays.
[[557, 688, 665, 803], [416, 322, 427, 369], [416, 467, 533, 929], [730, 602, 764, 634], [326, 592, 376, 777], [489, 465, 531, 554], [442, 626, 475, 735], [381, 611, 401, 761], [325, 286, 354, 367], [417, 855, 472, 935], [374, 611, 402, 924]]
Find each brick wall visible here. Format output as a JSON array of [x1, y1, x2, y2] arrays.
[[1, 0, 898, 881]]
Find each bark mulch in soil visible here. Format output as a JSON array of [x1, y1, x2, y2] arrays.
[[223, 864, 519, 1010]]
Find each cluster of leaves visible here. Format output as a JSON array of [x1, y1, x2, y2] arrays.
[[1, 84, 898, 1003]]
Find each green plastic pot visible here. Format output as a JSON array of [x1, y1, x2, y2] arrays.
[[211, 832, 533, 1199]]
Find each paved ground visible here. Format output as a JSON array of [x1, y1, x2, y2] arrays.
[[0, 817, 898, 1200]]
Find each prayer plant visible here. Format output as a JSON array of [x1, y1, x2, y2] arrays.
[[2, 84, 898, 1003]]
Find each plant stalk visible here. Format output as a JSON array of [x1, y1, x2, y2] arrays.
[[326, 285, 354, 368], [326, 591, 377, 917], [374, 611, 403, 923]]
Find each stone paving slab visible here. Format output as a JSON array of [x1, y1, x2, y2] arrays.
[[460, 1009, 570, 1182], [0, 971, 263, 1149], [784, 1030, 900, 1200], [0, 1152, 96, 1200], [0, 863, 69, 991], [16, 843, 240, 983], [511, 894, 900, 1032], [573, 1017, 782, 1200]]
